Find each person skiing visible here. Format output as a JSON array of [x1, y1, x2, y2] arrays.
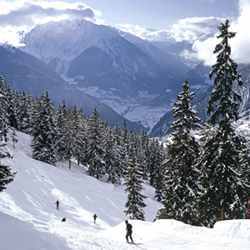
[[93, 214, 97, 224], [56, 200, 59, 210], [125, 220, 134, 243]]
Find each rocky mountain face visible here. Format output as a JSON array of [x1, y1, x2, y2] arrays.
[[0, 45, 145, 131], [22, 19, 207, 130]]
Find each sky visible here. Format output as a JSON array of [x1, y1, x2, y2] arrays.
[[81, 0, 239, 29], [0, 0, 239, 31], [0, 0, 249, 65]]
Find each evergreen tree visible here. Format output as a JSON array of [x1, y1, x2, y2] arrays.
[[198, 20, 249, 227], [55, 102, 68, 162], [104, 128, 122, 184], [153, 143, 165, 202], [158, 80, 201, 225], [71, 107, 87, 166], [32, 92, 57, 165], [17, 92, 33, 134], [208, 20, 242, 125], [0, 143, 14, 192], [0, 77, 9, 142], [124, 146, 146, 220], [6, 88, 19, 130], [86, 109, 105, 179], [0, 77, 14, 191]]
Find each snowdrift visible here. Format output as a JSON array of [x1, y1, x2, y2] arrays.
[[0, 132, 250, 249]]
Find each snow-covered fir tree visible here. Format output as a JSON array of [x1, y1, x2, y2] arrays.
[[6, 88, 19, 130], [197, 20, 249, 227], [85, 109, 105, 179], [103, 128, 122, 184], [152, 142, 165, 202], [32, 92, 57, 165], [55, 102, 68, 162], [0, 142, 14, 192], [17, 92, 33, 134], [0, 77, 15, 191], [158, 80, 201, 225], [208, 20, 242, 125], [124, 145, 146, 220], [71, 107, 87, 166], [0, 77, 9, 142]]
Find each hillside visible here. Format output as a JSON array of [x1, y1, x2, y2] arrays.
[[0, 131, 250, 250], [0, 45, 145, 132], [23, 19, 206, 130]]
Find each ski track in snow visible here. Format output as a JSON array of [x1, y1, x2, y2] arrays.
[[0, 131, 250, 250]]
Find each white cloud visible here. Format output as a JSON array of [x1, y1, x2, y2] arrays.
[[0, 0, 100, 46], [116, 24, 171, 42], [231, 0, 250, 64], [191, 0, 250, 65], [116, 16, 223, 45], [170, 16, 223, 43]]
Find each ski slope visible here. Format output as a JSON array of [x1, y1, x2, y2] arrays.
[[0, 132, 250, 250]]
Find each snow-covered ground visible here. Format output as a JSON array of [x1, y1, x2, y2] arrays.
[[1, 132, 250, 250]]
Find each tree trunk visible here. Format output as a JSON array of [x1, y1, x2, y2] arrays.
[[219, 208, 224, 221]]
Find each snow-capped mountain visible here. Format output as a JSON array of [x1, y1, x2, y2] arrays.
[[23, 19, 206, 130], [0, 44, 144, 132]]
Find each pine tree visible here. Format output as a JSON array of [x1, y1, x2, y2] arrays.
[[104, 128, 122, 184], [32, 92, 57, 165], [197, 20, 249, 227], [153, 143, 165, 202], [0, 77, 9, 142], [0, 77, 14, 191], [55, 102, 68, 162], [208, 20, 242, 125], [124, 146, 146, 220], [86, 109, 105, 179], [6, 88, 19, 130], [17, 92, 33, 134], [158, 80, 201, 225], [71, 107, 87, 166]]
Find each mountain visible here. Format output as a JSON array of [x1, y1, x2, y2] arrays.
[[23, 19, 206, 130], [0, 45, 145, 131], [150, 63, 250, 137]]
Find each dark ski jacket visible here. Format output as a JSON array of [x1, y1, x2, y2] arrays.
[[126, 223, 132, 233]]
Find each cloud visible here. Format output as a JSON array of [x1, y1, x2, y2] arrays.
[[170, 16, 223, 43], [0, 2, 95, 27], [231, 0, 250, 64], [191, 0, 250, 65], [116, 24, 171, 42], [116, 17, 223, 44], [0, 0, 99, 46]]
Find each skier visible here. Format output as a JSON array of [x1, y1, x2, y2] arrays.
[[56, 200, 59, 210], [125, 220, 134, 243], [61, 217, 66, 222], [93, 214, 97, 224]]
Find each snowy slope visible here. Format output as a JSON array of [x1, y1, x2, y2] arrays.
[[0, 132, 160, 249], [1, 131, 250, 250], [0, 212, 70, 250]]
